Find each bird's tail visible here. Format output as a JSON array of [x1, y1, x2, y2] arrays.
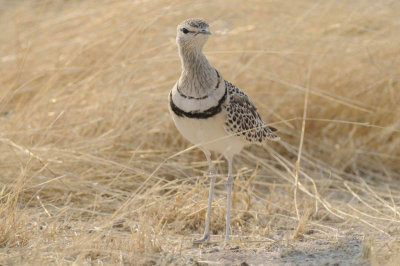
[[265, 126, 280, 141]]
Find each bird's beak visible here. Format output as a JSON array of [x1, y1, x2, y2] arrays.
[[200, 29, 211, 35]]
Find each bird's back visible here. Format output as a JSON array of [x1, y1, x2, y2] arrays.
[[223, 80, 280, 144]]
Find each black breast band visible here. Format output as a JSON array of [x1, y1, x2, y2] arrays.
[[170, 87, 227, 119]]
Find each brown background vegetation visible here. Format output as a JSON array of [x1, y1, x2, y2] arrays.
[[0, 0, 399, 264]]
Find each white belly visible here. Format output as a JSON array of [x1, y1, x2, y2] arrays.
[[170, 110, 246, 157]]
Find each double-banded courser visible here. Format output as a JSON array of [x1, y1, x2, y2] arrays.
[[169, 18, 279, 242]]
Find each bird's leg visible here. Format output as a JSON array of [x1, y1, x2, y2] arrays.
[[193, 150, 216, 243], [225, 156, 234, 242]]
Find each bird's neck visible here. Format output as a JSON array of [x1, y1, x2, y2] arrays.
[[178, 48, 217, 98]]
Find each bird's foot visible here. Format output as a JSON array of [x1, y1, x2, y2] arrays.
[[223, 238, 230, 248], [193, 233, 210, 243]]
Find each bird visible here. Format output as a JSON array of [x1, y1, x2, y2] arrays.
[[168, 18, 279, 243]]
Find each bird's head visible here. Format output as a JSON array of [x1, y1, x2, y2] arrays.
[[176, 18, 211, 51]]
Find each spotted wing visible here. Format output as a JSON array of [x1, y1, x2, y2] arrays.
[[223, 81, 279, 144]]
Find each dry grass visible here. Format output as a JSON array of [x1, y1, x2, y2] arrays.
[[0, 0, 399, 264]]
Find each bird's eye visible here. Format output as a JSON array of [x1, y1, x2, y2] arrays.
[[182, 28, 189, 34]]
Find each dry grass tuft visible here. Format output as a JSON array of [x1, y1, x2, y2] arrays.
[[0, 0, 400, 264]]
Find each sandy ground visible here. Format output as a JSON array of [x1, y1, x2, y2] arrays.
[[147, 233, 371, 265]]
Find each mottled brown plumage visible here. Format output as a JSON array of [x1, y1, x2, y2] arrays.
[[224, 81, 279, 143]]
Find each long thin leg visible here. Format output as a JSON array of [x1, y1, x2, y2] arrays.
[[193, 150, 216, 243], [225, 156, 234, 242]]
